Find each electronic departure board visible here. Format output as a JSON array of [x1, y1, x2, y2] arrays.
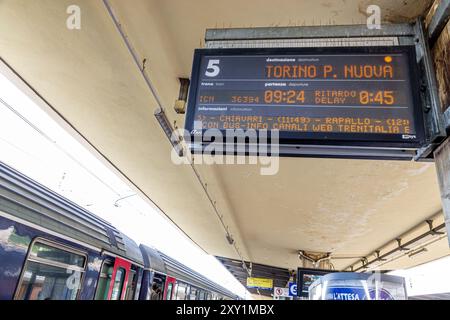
[[185, 47, 425, 159]]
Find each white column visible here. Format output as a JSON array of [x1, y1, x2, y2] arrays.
[[433, 137, 450, 245]]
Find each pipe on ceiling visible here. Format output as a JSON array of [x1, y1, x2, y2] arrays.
[[101, 0, 250, 276]]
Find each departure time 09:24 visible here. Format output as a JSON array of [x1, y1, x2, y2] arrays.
[[223, 90, 396, 106]]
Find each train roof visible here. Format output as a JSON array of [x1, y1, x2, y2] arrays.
[[0, 161, 143, 265], [157, 250, 237, 299], [139, 244, 236, 298], [139, 244, 167, 274]]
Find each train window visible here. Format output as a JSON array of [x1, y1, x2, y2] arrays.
[[151, 273, 166, 300], [134, 272, 142, 300], [172, 283, 178, 300], [124, 268, 137, 300], [110, 267, 126, 300], [15, 240, 86, 300], [28, 242, 85, 267], [94, 259, 114, 300], [174, 282, 187, 300], [189, 287, 198, 300], [166, 283, 173, 300], [185, 284, 191, 300]]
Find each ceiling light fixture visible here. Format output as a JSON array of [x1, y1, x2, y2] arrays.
[[154, 107, 184, 157]]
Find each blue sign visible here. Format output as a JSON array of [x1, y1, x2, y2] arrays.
[[288, 282, 297, 297], [326, 287, 394, 300]]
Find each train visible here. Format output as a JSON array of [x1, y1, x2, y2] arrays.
[[0, 161, 238, 300]]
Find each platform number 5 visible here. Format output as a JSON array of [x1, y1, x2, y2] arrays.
[[205, 59, 220, 77]]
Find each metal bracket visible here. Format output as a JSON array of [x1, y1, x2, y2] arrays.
[[375, 250, 387, 262], [426, 219, 446, 235], [174, 78, 190, 114], [154, 108, 184, 156], [206, 23, 416, 48], [414, 142, 441, 161], [396, 238, 410, 251], [361, 257, 369, 269], [206, 24, 416, 41], [426, 219, 434, 230], [414, 18, 447, 159], [443, 107, 450, 131]]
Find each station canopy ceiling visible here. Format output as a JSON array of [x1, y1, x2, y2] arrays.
[[1, 0, 448, 282]]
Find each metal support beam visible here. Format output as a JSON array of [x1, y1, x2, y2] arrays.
[[428, 0, 450, 45], [206, 24, 415, 41], [344, 212, 447, 271], [103, 0, 164, 110], [414, 18, 447, 150], [433, 138, 450, 246], [444, 107, 450, 130]]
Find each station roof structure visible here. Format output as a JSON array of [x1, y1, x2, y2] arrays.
[[216, 256, 291, 297]]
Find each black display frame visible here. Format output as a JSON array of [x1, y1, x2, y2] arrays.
[[297, 267, 337, 298], [185, 46, 426, 158]]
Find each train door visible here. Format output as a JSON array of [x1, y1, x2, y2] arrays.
[[164, 276, 176, 300], [150, 273, 166, 300], [95, 259, 114, 300], [124, 266, 139, 300], [107, 257, 131, 300]]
